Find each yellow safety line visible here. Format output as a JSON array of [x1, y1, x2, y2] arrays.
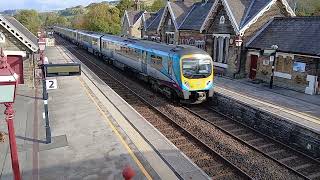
[[56, 43, 152, 179], [216, 87, 320, 124], [78, 77, 153, 180]]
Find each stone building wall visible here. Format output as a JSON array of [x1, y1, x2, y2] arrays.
[[121, 17, 130, 37], [246, 51, 320, 93], [131, 20, 142, 38]]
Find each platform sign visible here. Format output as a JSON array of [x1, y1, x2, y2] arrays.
[[263, 49, 276, 56], [46, 79, 58, 90], [44, 63, 81, 77]]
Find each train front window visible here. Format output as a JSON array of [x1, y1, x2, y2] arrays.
[[182, 59, 212, 79]]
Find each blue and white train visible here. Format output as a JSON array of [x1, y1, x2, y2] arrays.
[[53, 26, 214, 103]]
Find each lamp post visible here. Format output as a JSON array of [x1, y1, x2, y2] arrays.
[[269, 45, 278, 89], [38, 34, 51, 144], [235, 35, 243, 78], [0, 48, 21, 180]]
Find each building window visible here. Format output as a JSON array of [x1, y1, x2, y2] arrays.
[[195, 40, 205, 50], [212, 35, 229, 64], [165, 32, 175, 44], [219, 16, 225, 24]]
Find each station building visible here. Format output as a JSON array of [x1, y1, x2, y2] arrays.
[[121, 10, 145, 38], [0, 15, 39, 86], [246, 17, 320, 95], [122, 0, 296, 78]]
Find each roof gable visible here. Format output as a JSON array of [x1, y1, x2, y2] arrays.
[[125, 10, 145, 27], [0, 15, 38, 52], [246, 17, 320, 56], [146, 8, 165, 31], [157, 0, 194, 32], [179, 1, 215, 30], [200, 0, 295, 35]]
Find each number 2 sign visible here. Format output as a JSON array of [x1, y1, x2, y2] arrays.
[[46, 79, 58, 90]]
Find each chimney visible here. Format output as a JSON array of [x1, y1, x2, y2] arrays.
[[135, 0, 141, 11]]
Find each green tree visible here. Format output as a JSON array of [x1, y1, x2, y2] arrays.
[[149, 0, 165, 12], [14, 10, 41, 35], [296, 0, 320, 16], [84, 3, 121, 35], [116, 0, 134, 17], [71, 15, 86, 29], [56, 16, 69, 26]]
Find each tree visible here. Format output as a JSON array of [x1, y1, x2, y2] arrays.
[[116, 0, 134, 17], [296, 0, 320, 16], [149, 0, 165, 12], [14, 10, 41, 35], [71, 15, 86, 29], [83, 3, 121, 35]]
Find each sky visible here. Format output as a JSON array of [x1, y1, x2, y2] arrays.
[[0, 0, 109, 12]]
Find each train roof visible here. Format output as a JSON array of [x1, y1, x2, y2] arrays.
[[55, 26, 209, 56], [101, 34, 208, 56]]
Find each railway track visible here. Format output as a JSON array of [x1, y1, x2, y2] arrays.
[[56, 36, 320, 179], [55, 36, 252, 179], [184, 105, 320, 180]]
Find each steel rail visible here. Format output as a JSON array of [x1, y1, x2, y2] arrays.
[[56, 36, 254, 179], [183, 104, 320, 180]]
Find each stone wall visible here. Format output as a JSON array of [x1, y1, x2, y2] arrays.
[[246, 51, 320, 93], [131, 20, 142, 39], [212, 92, 320, 159], [121, 17, 130, 37]]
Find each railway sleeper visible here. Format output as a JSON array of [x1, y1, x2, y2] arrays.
[[292, 163, 313, 171], [278, 156, 298, 163], [308, 171, 320, 179]]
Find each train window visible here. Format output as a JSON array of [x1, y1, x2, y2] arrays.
[[151, 55, 163, 70], [142, 51, 147, 63]]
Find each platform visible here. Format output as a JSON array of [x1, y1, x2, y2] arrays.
[[214, 77, 320, 134], [0, 43, 211, 179]]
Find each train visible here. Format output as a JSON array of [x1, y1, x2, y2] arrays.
[[53, 26, 214, 104]]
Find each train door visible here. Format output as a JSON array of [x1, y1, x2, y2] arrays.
[[168, 56, 173, 77], [141, 50, 147, 74]]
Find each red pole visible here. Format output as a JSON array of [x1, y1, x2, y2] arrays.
[[4, 102, 21, 180]]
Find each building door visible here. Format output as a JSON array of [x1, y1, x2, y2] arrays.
[[249, 55, 258, 80], [7, 55, 24, 84]]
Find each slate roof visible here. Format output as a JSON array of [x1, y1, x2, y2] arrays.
[[146, 0, 294, 33], [143, 12, 157, 29], [240, 0, 273, 27], [247, 17, 320, 56], [126, 10, 144, 26], [146, 7, 164, 31], [168, 0, 194, 28], [2, 15, 38, 48], [179, 1, 215, 30]]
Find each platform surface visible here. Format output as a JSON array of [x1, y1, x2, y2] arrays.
[[0, 43, 209, 179], [214, 77, 320, 134], [53, 42, 210, 180]]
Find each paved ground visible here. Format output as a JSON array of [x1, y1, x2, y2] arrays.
[[214, 76, 320, 133], [0, 85, 41, 180], [215, 77, 320, 118], [0, 45, 159, 179]]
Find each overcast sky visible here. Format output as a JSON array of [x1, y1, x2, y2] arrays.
[[0, 0, 109, 12]]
